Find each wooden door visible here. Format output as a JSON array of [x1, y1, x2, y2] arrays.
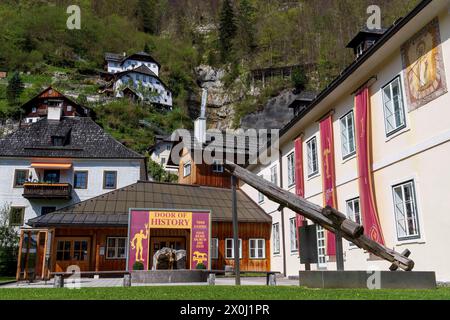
[[54, 237, 91, 272]]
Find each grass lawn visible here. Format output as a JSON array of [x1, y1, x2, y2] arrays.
[[0, 286, 449, 300]]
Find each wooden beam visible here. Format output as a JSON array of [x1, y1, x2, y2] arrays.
[[224, 161, 415, 271]]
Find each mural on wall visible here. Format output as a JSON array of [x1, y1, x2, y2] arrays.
[[401, 18, 447, 111]]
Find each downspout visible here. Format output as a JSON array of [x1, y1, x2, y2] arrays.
[[278, 152, 287, 277]]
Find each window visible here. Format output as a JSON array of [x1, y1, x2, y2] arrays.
[[106, 237, 127, 259], [225, 238, 242, 259], [210, 238, 219, 259], [258, 175, 264, 203], [44, 170, 60, 183], [103, 171, 117, 189], [9, 207, 25, 226], [270, 165, 278, 186], [67, 105, 73, 112], [340, 111, 356, 159], [346, 198, 361, 246], [287, 152, 296, 187], [183, 162, 191, 177], [14, 169, 29, 187], [73, 240, 89, 261], [272, 223, 280, 254], [56, 240, 71, 261], [289, 218, 298, 252], [160, 157, 166, 166], [306, 137, 319, 177], [382, 77, 406, 136], [51, 136, 65, 146], [392, 180, 420, 240], [32, 107, 37, 113], [41, 207, 56, 215], [316, 225, 327, 267], [249, 239, 265, 259], [74, 171, 88, 189], [212, 161, 224, 173]]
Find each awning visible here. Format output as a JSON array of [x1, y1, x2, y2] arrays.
[[31, 163, 72, 170]]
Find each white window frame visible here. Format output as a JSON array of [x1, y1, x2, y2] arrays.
[[258, 175, 265, 203], [346, 197, 361, 247], [289, 218, 298, 252], [382, 76, 407, 137], [340, 111, 356, 160], [210, 238, 219, 259], [106, 237, 127, 260], [225, 238, 242, 259], [287, 152, 296, 187], [249, 238, 266, 259], [212, 161, 224, 173], [306, 137, 319, 177], [183, 161, 191, 177], [392, 180, 421, 241], [316, 225, 327, 268], [272, 223, 280, 255], [270, 165, 278, 186]]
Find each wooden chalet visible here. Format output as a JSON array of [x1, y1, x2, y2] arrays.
[[21, 181, 271, 280]]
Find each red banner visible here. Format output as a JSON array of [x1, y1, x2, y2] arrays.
[[355, 88, 385, 244], [320, 114, 337, 256], [294, 136, 305, 253]]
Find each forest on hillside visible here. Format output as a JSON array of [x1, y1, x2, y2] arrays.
[[0, 0, 421, 147]]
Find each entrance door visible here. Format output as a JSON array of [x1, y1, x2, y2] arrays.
[[55, 237, 90, 272], [150, 237, 186, 269]]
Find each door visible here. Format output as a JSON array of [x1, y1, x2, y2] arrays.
[[55, 237, 90, 272], [44, 170, 60, 183], [150, 237, 186, 269]]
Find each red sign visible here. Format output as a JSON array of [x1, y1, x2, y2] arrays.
[[355, 88, 385, 244], [294, 136, 305, 252], [320, 114, 337, 256]]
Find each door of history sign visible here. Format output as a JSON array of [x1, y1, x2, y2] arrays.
[[127, 209, 211, 271]]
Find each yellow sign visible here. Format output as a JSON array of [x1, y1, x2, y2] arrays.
[[148, 211, 192, 229]]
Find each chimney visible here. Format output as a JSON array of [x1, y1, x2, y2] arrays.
[[194, 89, 208, 144], [47, 104, 62, 121]]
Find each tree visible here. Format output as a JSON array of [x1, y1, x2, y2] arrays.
[[6, 72, 24, 112], [138, 0, 157, 34], [291, 65, 308, 91], [236, 0, 257, 56], [218, 0, 237, 61], [0, 203, 19, 276], [148, 159, 178, 183]]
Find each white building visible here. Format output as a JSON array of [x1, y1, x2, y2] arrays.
[[149, 135, 179, 175], [0, 104, 147, 227], [103, 52, 172, 108], [242, 0, 450, 281]]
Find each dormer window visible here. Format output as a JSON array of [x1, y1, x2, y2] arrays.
[[32, 107, 37, 113], [52, 136, 65, 147], [356, 43, 364, 58], [67, 105, 73, 112]]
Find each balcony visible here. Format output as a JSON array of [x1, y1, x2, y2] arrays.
[[23, 183, 72, 200]]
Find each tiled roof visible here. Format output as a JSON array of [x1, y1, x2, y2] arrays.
[[27, 181, 271, 227], [0, 117, 144, 159]]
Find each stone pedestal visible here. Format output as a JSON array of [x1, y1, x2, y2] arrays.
[[268, 274, 277, 286], [53, 275, 64, 288], [123, 274, 131, 287], [207, 273, 216, 285]]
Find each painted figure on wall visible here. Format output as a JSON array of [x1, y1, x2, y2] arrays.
[[401, 18, 447, 111], [130, 223, 149, 262]]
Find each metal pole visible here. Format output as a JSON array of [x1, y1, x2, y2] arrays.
[[335, 230, 344, 271], [231, 175, 241, 285]]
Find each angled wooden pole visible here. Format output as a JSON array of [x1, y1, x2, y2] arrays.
[[231, 175, 241, 285]]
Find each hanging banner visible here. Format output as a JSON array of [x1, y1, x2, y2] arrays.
[[355, 88, 385, 244], [320, 114, 337, 256], [127, 209, 211, 271], [294, 136, 305, 253]]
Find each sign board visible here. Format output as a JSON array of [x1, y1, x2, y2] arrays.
[[127, 209, 211, 271], [299, 224, 318, 264]]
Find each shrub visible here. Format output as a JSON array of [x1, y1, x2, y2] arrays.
[[196, 263, 206, 270], [133, 261, 145, 270]]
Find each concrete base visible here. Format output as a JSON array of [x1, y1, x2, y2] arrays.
[[299, 271, 436, 289], [131, 270, 208, 284]]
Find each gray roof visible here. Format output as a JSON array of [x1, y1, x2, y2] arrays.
[[0, 117, 144, 159], [27, 181, 271, 227]]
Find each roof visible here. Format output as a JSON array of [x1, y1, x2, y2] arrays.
[[346, 27, 388, 48], [0, 117, 144, 159], [116, 65, 169, 89], [27, 181, 272, 227], [280, 0, 433, 137], [288, 91, 317, 109], [104, 52, 161, 68]]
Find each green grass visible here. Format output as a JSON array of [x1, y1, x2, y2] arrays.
[[0, 286, 449, 300]]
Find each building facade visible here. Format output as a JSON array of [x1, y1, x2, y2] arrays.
[[241, 0, 450, 281]]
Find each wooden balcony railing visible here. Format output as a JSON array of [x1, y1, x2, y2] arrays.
[[23, 183, 72, 200]]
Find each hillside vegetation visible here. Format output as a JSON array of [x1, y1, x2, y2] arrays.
[[0, 0, 421, 144]]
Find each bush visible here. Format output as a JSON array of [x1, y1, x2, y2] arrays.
[[196, 263, 206, 270], [0, 247, 17, 276], [133, 261, 144, 270]]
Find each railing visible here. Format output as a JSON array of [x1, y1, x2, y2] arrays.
[[23, 183, 72, 200]]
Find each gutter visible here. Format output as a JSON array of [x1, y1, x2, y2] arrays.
[[280, 0, 433, 137]]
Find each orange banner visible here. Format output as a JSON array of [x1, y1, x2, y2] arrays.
[[320, 114, 337, 256], [355, 88, 385, 244]]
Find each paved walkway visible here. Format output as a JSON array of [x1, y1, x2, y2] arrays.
[[0, 277, 299, 289]]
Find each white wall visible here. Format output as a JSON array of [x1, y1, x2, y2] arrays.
[[0, 158, 142, 225], [107, 59, 159, 76]]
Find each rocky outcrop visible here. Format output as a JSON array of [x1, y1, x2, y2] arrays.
[[152, 247, 187, 270], [0, 119, 19, 138]]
